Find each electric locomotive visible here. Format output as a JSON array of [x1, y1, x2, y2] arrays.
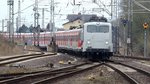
[[55, 21, 113, 60], [1, 21, 113, 60]]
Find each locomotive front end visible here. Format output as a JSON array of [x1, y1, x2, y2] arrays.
[[82, 22, 113, 60]]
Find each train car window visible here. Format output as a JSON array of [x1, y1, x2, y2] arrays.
[[87, 25, 109, 33]]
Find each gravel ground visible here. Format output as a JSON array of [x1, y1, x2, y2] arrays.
[[14, 54, 75, 68], [122, 62, 150, 84], [134, 61, 150, 66], [111, 57, 150, 72], [109, 63, 150, 84], [111, 57, 150, 84], [52, 65, 130, 84], [127, 72, 150, 84], [122, 61, 150, 73], [0, 54, 78, 74]]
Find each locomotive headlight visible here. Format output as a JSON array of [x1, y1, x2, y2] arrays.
[[87, 40, 92, 48], [87, 40, 91, 47], [87, 41, 91, 44], [105, 41, 109, 45]]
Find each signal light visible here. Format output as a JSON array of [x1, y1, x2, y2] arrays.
[[143, 23, 148, 29]]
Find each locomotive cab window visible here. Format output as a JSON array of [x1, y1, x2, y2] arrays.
[[87, 25, 109, 33]]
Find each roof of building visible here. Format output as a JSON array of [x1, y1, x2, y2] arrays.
[[63, 14, 108, 25], [67, 14, 97, 22]]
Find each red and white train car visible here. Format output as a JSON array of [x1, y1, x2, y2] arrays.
[[0, 32, 52, 47], [1, 21, 114, 60], [55, 29, 83, 52]]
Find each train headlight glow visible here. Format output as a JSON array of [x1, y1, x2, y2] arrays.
[[87, 41, 91, 44], [105, 41, 109, 45], [87, 40, 92, 47]]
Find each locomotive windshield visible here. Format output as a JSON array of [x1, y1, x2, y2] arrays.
[[87, 25, 109, 33]]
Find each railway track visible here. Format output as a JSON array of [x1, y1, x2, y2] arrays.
[[0, 68, 52, 81], [0, 53, 81, 81], [0, 53, 56, 66], [31, 63, 102, 84], [1, 53, 149, 84], [0, 62, 98, 84], [0, 53, 42, 62], [0, 53, 56, 81], [105, 61, 150, 84], [113, 55, 150, 61]]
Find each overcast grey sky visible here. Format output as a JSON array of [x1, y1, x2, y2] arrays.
[[0, 0, 111, 31]]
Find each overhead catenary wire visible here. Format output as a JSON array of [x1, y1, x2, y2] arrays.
[[14, 0, 44, 15], [66, 0, 69, 8], [133, 0, 150, 12]]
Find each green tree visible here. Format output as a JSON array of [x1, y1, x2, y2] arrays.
[[18, 24, 30, 33], [29, 24, 34, 33]]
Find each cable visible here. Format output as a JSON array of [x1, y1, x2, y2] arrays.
[[66, 0, 69, 8], [133, 0, 150, 12], [14, 0, 44, 15], [96, 0, 111, 15], [70, 0, 74, 6]]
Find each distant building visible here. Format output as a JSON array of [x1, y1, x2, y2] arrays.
[[63, 13, 98, 30], [63, 19, 83, 30]]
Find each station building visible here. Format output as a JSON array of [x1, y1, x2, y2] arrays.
[[63, 13, 98, 30]]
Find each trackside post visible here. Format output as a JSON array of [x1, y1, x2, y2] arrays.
[[143, 22, 148, 57]]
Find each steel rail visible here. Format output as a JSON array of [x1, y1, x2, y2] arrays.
[[104, 63, 139, 84], [0, 53, 55, 66], [114, 62, 150, 77], [0, 53, 42, 62], [0, 68, 55, 80], [0, 76, 13, 81], [0, 67, 53, 78], [32, 63, 103, 84], [0, 65, 78, 81], [27, 50, 45, 53], [113, 55, 150, 61], [0, 62, 87, 84]]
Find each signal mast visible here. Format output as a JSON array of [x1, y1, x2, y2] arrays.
[[7, 0, 14, 43]]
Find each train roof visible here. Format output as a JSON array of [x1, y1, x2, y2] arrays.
[[84, 22, 111, 26], [55, 29, 81, 33], [1, 32, 52, 35]]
